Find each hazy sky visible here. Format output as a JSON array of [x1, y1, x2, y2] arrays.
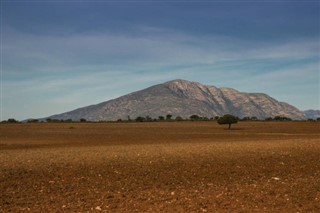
[[1, 0, 319, 120]]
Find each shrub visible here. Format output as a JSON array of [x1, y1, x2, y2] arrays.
[[190, 115, 200, 121], [158, 116, 165, 121], [135, 116, 145, 122]]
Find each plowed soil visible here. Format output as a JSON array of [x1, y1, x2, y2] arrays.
[[1, 121, 319, 212]]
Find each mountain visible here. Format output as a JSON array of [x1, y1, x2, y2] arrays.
[[304, 110, 320, 119], [46, 79, 306, 121]]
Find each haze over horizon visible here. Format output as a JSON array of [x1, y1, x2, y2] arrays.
[[1, 1, 319, 120]]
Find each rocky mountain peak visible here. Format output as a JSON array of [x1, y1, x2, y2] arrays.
[[165, 79, 219, 100], [46, 79, 306, 121]]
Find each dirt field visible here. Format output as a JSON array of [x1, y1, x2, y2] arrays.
[[1, 121, 319, 212]]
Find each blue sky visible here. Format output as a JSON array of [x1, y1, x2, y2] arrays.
[[1, 1, 319, 120]]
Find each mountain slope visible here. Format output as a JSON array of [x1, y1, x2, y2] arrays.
[[47, 79, 306, 121], [304, 110, 320, 119]]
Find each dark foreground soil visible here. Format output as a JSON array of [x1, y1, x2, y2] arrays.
[[1, 121, 319, 212]]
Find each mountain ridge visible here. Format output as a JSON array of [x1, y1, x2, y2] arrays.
[[46, 79, 306, 121], [303, 110, 320, 119]]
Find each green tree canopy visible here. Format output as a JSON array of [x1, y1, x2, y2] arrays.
[[217, 114, 238, 129], [158, 116, 165, 121], [190, 115, 200, 121], [135, 116, 145, 122]]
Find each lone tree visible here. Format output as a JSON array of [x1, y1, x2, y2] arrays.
[[217, 114, 238, 129]]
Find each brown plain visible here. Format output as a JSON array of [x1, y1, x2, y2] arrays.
[[1, 121, 320, 212]]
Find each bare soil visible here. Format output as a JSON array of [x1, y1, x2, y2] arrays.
[[1, 121, 319, 212]]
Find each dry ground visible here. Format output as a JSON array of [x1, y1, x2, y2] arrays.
[[0, 121, 319, 212]]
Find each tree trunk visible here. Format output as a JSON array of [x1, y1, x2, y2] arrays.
[[228, 123, 231, 129]]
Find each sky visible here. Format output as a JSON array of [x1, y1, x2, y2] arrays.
[[1, 0, 319, 120]]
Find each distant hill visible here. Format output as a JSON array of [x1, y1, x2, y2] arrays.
[[304, 110, 320, 119], [46, 79, 306, 121]]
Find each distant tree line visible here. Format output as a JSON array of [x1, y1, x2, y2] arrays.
[[1, 118, 20, 123], [2, 115, 320, 124], [131, 114, 218, 122], [264, 116, 292, 121]]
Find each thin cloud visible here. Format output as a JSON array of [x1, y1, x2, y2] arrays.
[[3, 27, 319, 74]]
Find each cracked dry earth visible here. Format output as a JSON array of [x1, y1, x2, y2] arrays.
[[1, 121, 320, 212]]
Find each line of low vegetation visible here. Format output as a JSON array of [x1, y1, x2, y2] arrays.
[[2, 115, 320, 124]]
